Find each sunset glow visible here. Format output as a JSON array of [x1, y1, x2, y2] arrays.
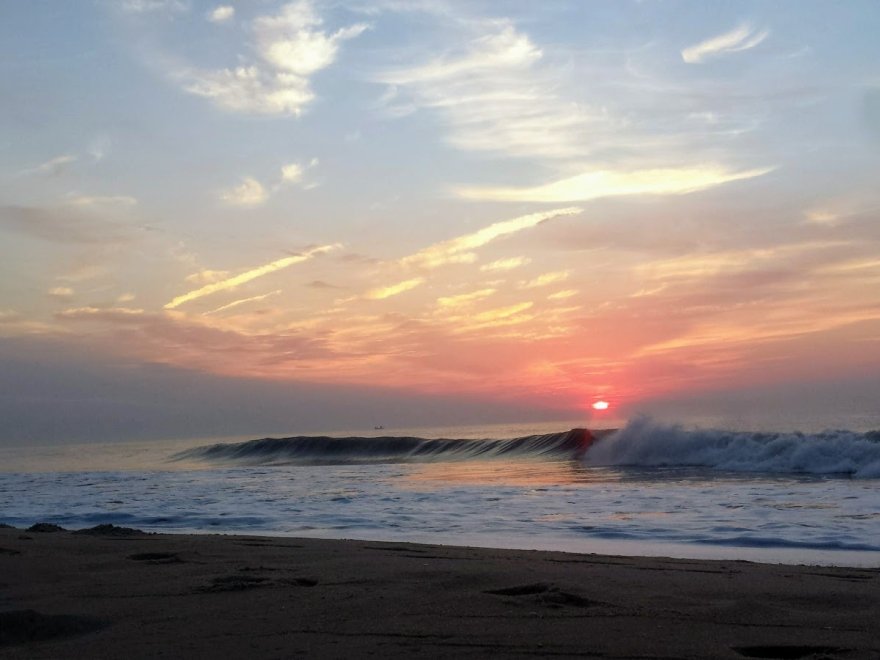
[[2, 1, 880, 441]]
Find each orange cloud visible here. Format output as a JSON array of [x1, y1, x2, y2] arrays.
[[165, 244, 338, 309]]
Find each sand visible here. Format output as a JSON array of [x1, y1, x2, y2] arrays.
[[0, 525, 878, 659]]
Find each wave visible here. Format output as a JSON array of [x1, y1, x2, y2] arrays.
[[173, 428, 599, 466], [585, 417, 880, 478], [174, 419, 880, 477]]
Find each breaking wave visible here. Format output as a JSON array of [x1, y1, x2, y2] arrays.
[[174, 420, 880, 477], [585, 417, 880, 478], [173, 428, 598, 466]]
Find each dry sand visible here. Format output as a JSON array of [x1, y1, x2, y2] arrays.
[[0, 525, 878, 659]]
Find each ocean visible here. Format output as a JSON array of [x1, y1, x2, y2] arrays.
[[2, 416, 879, 567]]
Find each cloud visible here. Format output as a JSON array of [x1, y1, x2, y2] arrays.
[[58, 264, 110, 283], [21, 154, 78, 177], [377, 23, 592, 161], [66, 195, 138, 208], [636, 241, 853, 285], [207, 5, 234, 23], [21, 141, 110, 177], [50, 308, 339, 383], [120, 0, 187, 14], [219, 177, 268, 207], [803, 197, 880, 227], [681, 23, 769, 64], [280, 158, 318, 186], [0, 205, 134, 245], [281, 162, 305, 184], [57, 306, 145, 320], [182, 66, 315, 116], [182, 1, 368, 116], [165, 244, 339, 309], [456, 165, 774, 202], [206, 290, 282, 315], [47, 287, 74, 300], [453, 302, 535, 333], [221, 161, 318, 206], [365, 277, 425, 300], [480, 256, 531, 272], [436, 288, 495, 309], [254, 3, 367, 75], [185, 269, 230, 285], [401, 207, 582, 269], [522, 271, 570, 289], [548, 289, 578, 300]]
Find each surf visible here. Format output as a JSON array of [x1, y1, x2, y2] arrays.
[[584, 417, 880, 478], [174, 418, 880, 477], [173, 428, 604, 466]]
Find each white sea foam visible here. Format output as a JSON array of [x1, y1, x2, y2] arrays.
[[585, 417, 880, 478]]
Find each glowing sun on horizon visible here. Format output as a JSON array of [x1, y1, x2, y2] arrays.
[[592, 400, 610, 411]]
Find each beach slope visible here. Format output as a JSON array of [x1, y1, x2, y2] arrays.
[[0, 527, 878, 658]]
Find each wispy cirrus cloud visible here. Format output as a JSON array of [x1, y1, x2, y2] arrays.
[[66, 195, 138, 208], [377, 23, 593, 161], [521, 271, 570, 289], [436, 288, 495, 309], [681, 23, 769, 64], [185, 269, 230, 285], [20, 154, 78, 177], [400, 207, 582, 269], [365, 277, 425, 300], [452, 301, 535, 334], [456, 165, 774, 202], [0, 205, 135, 245], [206, 290, 281, 315], [164, 244, 339, 309], [47, 287, 75, 300], [57, 306, 145, 320], [20, 140, 111, 177], [803, 195, 880, 227], [182, 1, 368, 116], [119, 0, 187, 14], [480, 256, 531, 272], [355, 208, 581, 309]]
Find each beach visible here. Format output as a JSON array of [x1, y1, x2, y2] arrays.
[[1, 525, 878, 659]]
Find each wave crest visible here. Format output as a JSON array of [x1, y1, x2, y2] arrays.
[[584, 417, 880, 478], [174, 428, 597, 466]]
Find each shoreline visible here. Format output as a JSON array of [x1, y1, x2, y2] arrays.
[[1, 526, 878, 658], [4, 521, 879, 569]]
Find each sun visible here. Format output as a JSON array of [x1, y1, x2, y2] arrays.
[[591, 400, 610, 411]]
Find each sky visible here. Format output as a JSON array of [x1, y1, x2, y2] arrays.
[[2, 0, 880, 444]]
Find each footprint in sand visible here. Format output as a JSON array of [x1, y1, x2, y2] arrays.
[[484, 583, 601, 608], [197, 575, 270, 593], [128, 552, 182, 564]]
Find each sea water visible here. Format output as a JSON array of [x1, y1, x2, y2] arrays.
[[1, 417, 879, 567]]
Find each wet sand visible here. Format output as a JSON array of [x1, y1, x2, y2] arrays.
[[1, 525, 878, 658]]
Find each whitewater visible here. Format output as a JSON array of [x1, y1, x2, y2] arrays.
[[2, 418, 879, 566]]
